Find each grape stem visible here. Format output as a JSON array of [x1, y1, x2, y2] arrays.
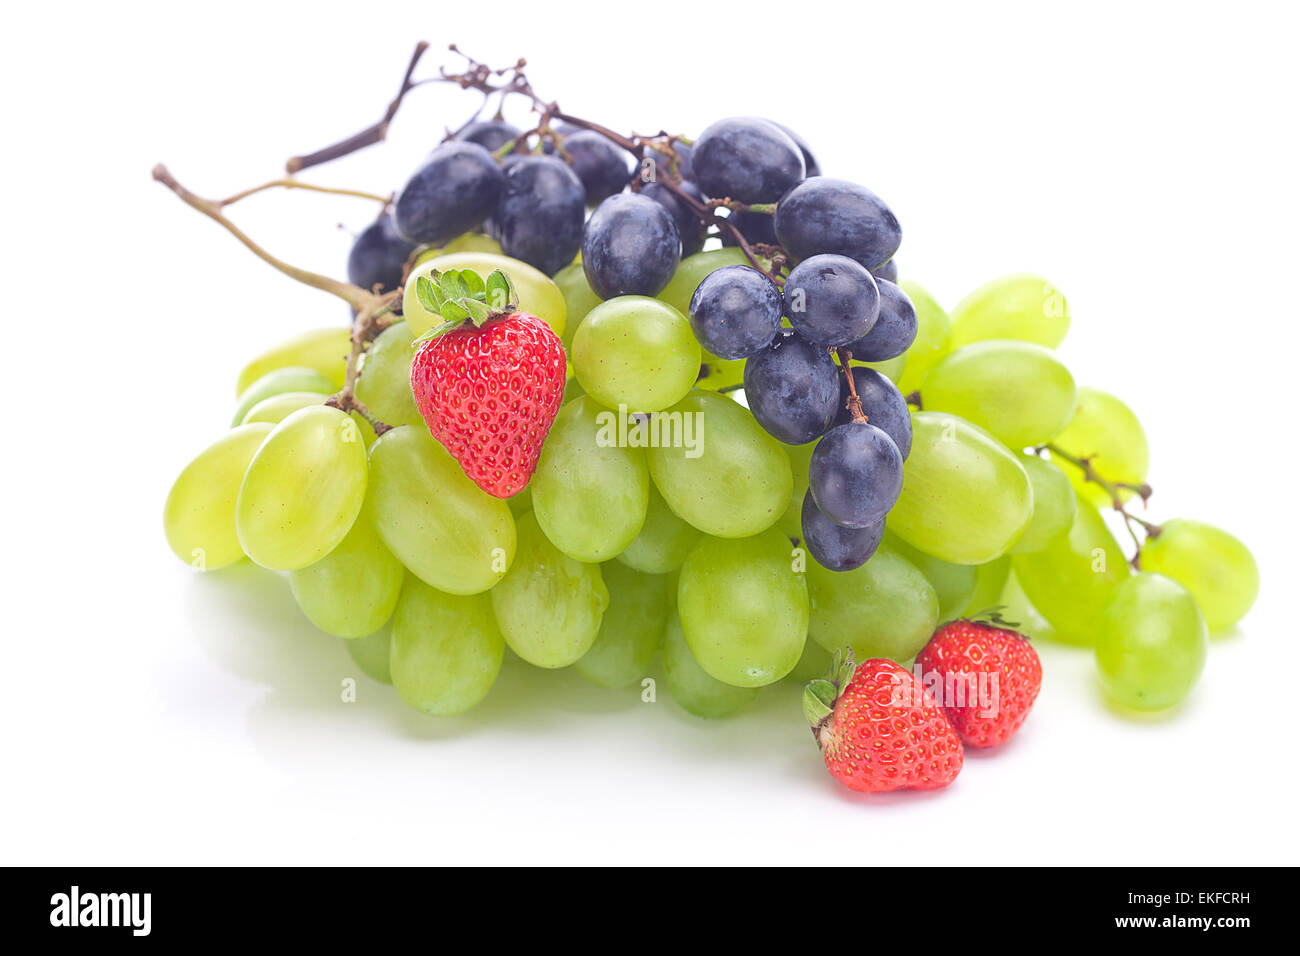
[[1038, 443, 1161, 567], [834, 349, 869, 424], [217, 179, 391, 208]]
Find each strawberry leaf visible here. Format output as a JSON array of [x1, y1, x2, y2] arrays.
[[439, 270, 468, 303], [803, 680, 836, 727], [485, 269, 517, 312], [410, 319, 464, 346], [439, 299, 470, 322], [463, 298, 494, 326], [460, 269, 486, 299], [415, 274, 444, 314]]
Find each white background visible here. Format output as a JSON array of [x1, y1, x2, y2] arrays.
[[3, 1, 1297, 865]]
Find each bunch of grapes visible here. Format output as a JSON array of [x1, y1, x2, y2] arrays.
[[159, 46, 1258, 775]]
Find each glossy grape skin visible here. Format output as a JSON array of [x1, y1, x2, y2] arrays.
[[692, 117, 804, 203], [1049, 387, 1149, 507], [801, 492, 884, 572], [164, 423, 272, 570], [743, 329, 838, 445], [1011, 454, 1077, 554], [663, 616, 760, 718], [454, 119, 521, 152], [393, 141, 504, 244], [677, 527, 809, 687], [532, 396, 649, 562], [552, 260, 603, 349], [1096, 572, 1208, 711], [353, 321, 425, 430], [572, 296, 701, 412], [648, 390, 793, 538], [895, 281, 952, 396], [345, 625, 392, 684], [891, 412, 1033, 564], [923, 340, 1077, 450], [489, 512, 609, 668], [641, 180, 705, 257], [806, 544, 939, 662], [582, 194, 681, 299], [962, 555, 1012, 617], [574, 563, 671, 688], [347, 212, 416, 296], [847, 278, 916, 361], [1012, 501, 1130, 646], [616, 483, 701, 574], [872, 259, 897, 283], [495, 155, 586, 276], [241, 392, 330, 427], [235, 407, 367, 571], [771, 121, 821, 177], [774, 177, 901, 269], [236, 328, 351, 395], [391, 579, 504, 715], [656, 248, 750, 316], [561, 130, 632, 205], [884, 532, 978, 623], [834, 366, 912, 458], [231, 366, 335, 427], [688, 264, 783, 360], [949, 273, 1071, 350], [1140, 519, 1259, 634], [808, 422, 904, 528], [289, 513, 404, 638], [367, 426, 516, 595], [403, 251, 566, 339], [784, 254, 880, 347]]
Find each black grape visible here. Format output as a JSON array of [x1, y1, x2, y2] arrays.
[[835, 366, 913, 459], [454, 120, 521, 153], [743, 328, 839, 444], [562, 130, 633, 205], [872, 259, 898, 282], [784, 254, 881, 347], [774, 177, 901, 270], [801, 491, 883, 572], [809, 422, 904, 528], [772, 122, 821, 177], [847, 278, 917, 362], [581, 193, 681, 299], [688, 265, 783, 360], [722, 210, 778, 247], [495, 156, 586, 276], [644, 140, 694, 183], [346, 213, 415, 296], [641, 180, 705, 257], [692, 117, 805, 203], [394, 142, 504, 245]]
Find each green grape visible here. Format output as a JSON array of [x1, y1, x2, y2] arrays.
[[574, 563, 671, 688], [785, 637, 832, 683], [921, 341, 1077, 449], [695, 352, 745, 392], [1096, 572, 1208, 711], [390, 579, 504, 715], [231, 366, 335, 426], [662, 615, 760, 718], [890, 411, 1033, 564], [354, 321, 425, 430], [1012, 500, 1130, 645], [289, 512, 404, 638], [367, 425, 516, 594], [415, 232, 503, 262], [1139, 519, 1259, 634], [403, 252, 566, 339], [649, 390, 792, 538], [163, 423, 273, 571], [345, 625, 392, 684], [573, 296, 702, 412], [553, 260, 603, 349], [777, 440, 815, 539], [489, 512, 608, 668], [235, 406, 368, 571], [806, 544, 939, 662], [996, 569, 1057, 641], [896, 280, 951, 395], [532, 396, 649, 562], [236, 327, 351, 395], [615, 483, 701, 574], [962, 555, 1011, 617], [948, 273, 1071, 350], [884, 532, 977, 623], [1049, 387, 1150, 507], [859, 354, 906, 384], [240, 391, 328, 426], [656, 247, 750, 317], [677, 527, 808, 687], [1011, 454, 1077, 553]]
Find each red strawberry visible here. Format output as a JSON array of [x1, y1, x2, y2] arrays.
[[407, 268, 566, 498], [915, 614, 1042, 749], [805, 650, 963, 794]]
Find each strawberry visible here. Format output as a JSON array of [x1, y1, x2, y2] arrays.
[[915, 612, 1042, 749], [407, 268, 566, 498], [804, 649, 963, 794]]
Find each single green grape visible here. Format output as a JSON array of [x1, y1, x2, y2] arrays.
[[235, 406, 368, 571], [391, 579, 504, 716], [997, 569, 1057, 642], [962, 555, 1012, 617], [367, 425, 516, 594], [785, 637, 833, 683], [163, 423, 273, 570], [777, 439, 815, 539], [1012, 500, 1130, 645], [948, 273, 1070, 350], [677, 527, 808, 687], [1011, 454, 1078, 553], [656, 247, 750, 317], [662, 615, 760, 718], [289, 511, 404, 638], [354, 321, 425, 430], [859, 354, 906, 384], [345, 625, 392, 684], [884, 532, 977, 623], [806, 544, 939, 662], [532, 396, 649, 562], [1049, 387, 1150, 507], [1096, 572, 1208, 711], [231, 366, 335, 426], [890, 411, 1033, 564], [896, 280, 951, 395], [574, 562, 671, 688], [649, 390, 792, 539], [240, 391, 329, 426], [415, 232, 503, 263], [572, 296, 701, 412], [553, 260, 603, 349], [615, 483, 701, 574], [1139, 519, 1259, 634], [489, 512, 608, 668], [403, 252, 566, 339], [236, 327, 352, 395]]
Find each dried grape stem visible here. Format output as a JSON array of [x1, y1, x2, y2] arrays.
[[835, 349, 868, 423], [1040, 443, 1161, 567]]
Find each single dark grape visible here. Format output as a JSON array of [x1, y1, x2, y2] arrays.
[[688, 265, 783, 360], [772, 122, 821, 177], [581, 193, 681, 299], [394, 142, 504, 245], [644, 140, 694, 182], [809, 421, 904, 528], [774, 177, 901, 270], [784, 254, 881, 347], [835, 366, 912, 459], [562, 130, 633, 205], [801, 491, 883, 572], [722, 210, 778, 247], [692, 117, 805, 203], [743, 328, 839, 444], [346, 213, 415, 296], [846, 278, 917, 362], [641, 180, 705, 257], [454, 120, 521, 153], [495, 156, 586, 276], [872, 259, 898, 282]]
